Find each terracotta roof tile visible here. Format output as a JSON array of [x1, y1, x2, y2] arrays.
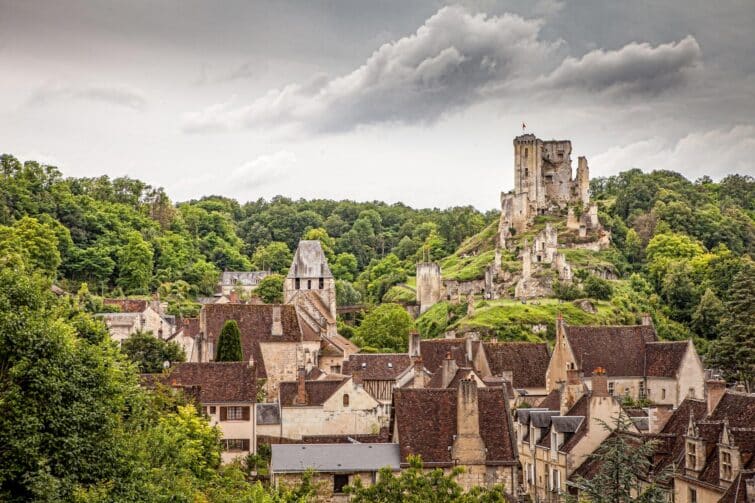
[[709, 392, 755, 428], [483, 342, 550, 388], [279, 379, 346, 406], [644, 341, 689, 378], [342, 354, 412, 381], [419, 339, 469, 374], [537, 390, 561, 410], [565, 325, 657, 377], [104, 298, 148, 313], [162, 362, 256, 403]]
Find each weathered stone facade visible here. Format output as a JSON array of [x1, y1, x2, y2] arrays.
[[416, 262, 442, 314]]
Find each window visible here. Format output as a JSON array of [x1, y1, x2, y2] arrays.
[[639, 381, 646, 399], [551, 468, 560, 492], [209, 406, 216, 415], [687, 442, 697, 469], [295, 278, 300, 289], [307, 280, 312, 290], [333, 474, 349, 493], [330, 365, 341, 374], [689, 488, 697, 503], [343, 394, 350, 407], [223, 439, 250, 452], [228, 406, 244, 420], [318, 278, 324, 289], [608, 382, 615, 396], [220, 406, 249, 421], [662, 388, 667, 400], [525, 168, 529, 177], [721, 451, 733, 480], [552, 431, 558, 450], [689, 387, 696, 398], [524, 148, 528, 158]]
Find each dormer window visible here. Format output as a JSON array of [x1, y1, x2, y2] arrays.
[[721, 451, 733, 480], [687, 442, 697, 469], [552, 431, 558, 450]]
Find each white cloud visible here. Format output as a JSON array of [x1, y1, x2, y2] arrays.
[[230, 150, 297, 189], [538, 36, 702, 96], [592, 125, 755, 179], [26, 83, 147, 110]]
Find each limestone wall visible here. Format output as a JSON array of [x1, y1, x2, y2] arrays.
[[416, 262, 442, 314]]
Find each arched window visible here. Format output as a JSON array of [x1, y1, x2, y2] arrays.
[[342, 394, 350, 407]]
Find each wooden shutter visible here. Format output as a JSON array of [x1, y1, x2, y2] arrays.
[[219, 406, 227, 421], [242, 406, 250, 421]]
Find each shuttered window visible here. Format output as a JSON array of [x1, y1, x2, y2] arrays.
[[223, 439, 250, 451], [220, 406, 250, 421]]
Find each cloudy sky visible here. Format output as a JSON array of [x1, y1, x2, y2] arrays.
[[1, 1, 754, 209]]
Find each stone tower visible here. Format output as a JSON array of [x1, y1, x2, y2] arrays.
[[416, 262, 442, 314], [284, 240, 337, 335]]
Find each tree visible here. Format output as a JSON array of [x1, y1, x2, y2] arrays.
[[331, 252, 358, 282], [336, 280, 362, 306], [302, 227, 335, 261], [347, 455, 506, 502], [568, 415, 666, 503], [0, 216, 61, 278], [354, 303, 414, 352], [707, 260, 755, 389], [256, 274, 284, 304], [690, 288, 725, 339], [584, 275, 613, 300], [116, 230, 154, 294], [251, 241, 292, 273], [121, 331, 186, 373], [215, 320, 243, 361]]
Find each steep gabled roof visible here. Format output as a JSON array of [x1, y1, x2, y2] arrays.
[[393, 387, 515, 467], [104, 298, 149, 313], [483, 342, 550, 388], [651, 398, 707, 475], [709, 392, 755, 428], [538, 389, 561, 410], [287, 240, 333, 278], [419, 339, 470, 374], [342, 354, 412, 381], [163, 362, 256, 403], [719, 470, 755, 503], [565, 325, 657, 377], [279, 379, 347, 407], [644, 341, 689, 378]]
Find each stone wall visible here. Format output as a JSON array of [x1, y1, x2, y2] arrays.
[[416, 262, 442, 314]]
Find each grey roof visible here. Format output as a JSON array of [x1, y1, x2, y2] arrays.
[[219, 271, 269, 286], [517, 408, 550, 425], [256, 403, 281, 425], [287, 240, 333, 279], [530, 410, 561, 428], [551, 416, 584, 433], [631, 416, 649, 431], [271, 443, 400, 473]]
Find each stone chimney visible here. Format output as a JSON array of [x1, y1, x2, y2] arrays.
[[451, 379, 486, 464], [408, 331, 421, 358], [562, 369, 585, 414], [567, 368, 583, 385], [229, 290, 239, 303], [465, 337, 474, 364], [271, 306, 283, 336], [294, 366, 308, 405], [441, 352, 458, 388], [640, 313, 653, 326], [412, 357, 426, 389], [591, 368, 609, 397], [707, 379, 726, 415], [351, 367, 363, 386], [647, 404, 674, 433]]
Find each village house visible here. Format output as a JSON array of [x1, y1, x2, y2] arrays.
[[392, 379, 519, 494], [546, 315, 705, 407], [167, 317, 201, 361], [277, 370, 388, 440], [270, 443, 401, 501], [97, 298, 175, 343], [198, 303, 321, 399], [342, 353, 413, 403], [516, 369, 641, 502], [218, 271, 269, 297], [160, 362, 258, 464]]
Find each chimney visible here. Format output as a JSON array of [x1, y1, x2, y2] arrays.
[[707, 379, 726, 415], [640, 313, 653, 326], [592, 368, 609, 397], [271, 306, 283, 336], [441, 352, 458, 388], [351, 368, 363, 386], [229, 290, 239, 303], [647, 404, 674, 433], [294, 366, 307, 405], [408, 331, 421, 358], [451, 379, 486, 464], [567, 368, 583, 385], [465, 337, 474, 364], [412, 357, 426, 389]]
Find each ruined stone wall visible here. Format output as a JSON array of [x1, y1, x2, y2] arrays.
[[416, 262, 442, 314]]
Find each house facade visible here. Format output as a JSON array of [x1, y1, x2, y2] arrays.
[[98, 298, 174, 343]]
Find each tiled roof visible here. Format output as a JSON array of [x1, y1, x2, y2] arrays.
[[342, 354, 412, 381], [709, 392, 755, 428], [560, 394, 590, 453], [104, 298, 148, 313], [301, 429, 391, 444], [287, 240, 333, 278], [202, 303, 317, 378], [279, 379, 346, 407], [644, 341, 689, 377], [719, 470, 755, 503], [419, 339, 470, 374], [538, 390, 561, 410], [163, 362, 256, 403], [393, 387, 515, 466], [565, 325, 657, 377], [483, 342, 550, 388]]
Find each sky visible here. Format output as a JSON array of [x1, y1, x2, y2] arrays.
[[1, 0, 754, 210]]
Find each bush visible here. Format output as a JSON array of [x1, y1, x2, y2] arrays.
[[256, 274, 284, 304], [554, 281, 583, 301], [584, 275, 613, 300]]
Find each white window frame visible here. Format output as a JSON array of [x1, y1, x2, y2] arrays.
[[227, 406, 244, 421]]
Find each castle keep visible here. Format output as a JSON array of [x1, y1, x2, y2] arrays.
[[500, 134, 590, 238]]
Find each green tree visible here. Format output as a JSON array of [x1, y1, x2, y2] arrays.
[[121, 331, 186, 373], [690, 288, 725, 340], [624, 228, 643, 264], [568, 415, 666, 503], [331, 252, 358, 282], [0, 216, 61, 278], [256, 274, 284, 304], [707, 261, 755, 389], [116, 230, 154, 294], [583, 275, 613, 300], [303, 227, 335, 261], [251, 241, 292, 273], [215, 320, 243, 362], [354, 303, 414, 352], [336, 280, 362, 306]]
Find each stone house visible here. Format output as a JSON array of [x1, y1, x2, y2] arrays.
[[98, 298, 174, 343], [318, 332, 359, 375], [271, 443, 401, 502], [162, 362, 257, 464], [342, 353, 413, 403], [218, 271, 269, 297], [284, 240, 337, 338], [167, 317, 201, 361], [546, 315, 705, 406], [392, 380, 519, 494], [674, 383, 755, 503], [516, 370, 640, 502], [198, 303, 321, 399], [277, 371, 388, 440]]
